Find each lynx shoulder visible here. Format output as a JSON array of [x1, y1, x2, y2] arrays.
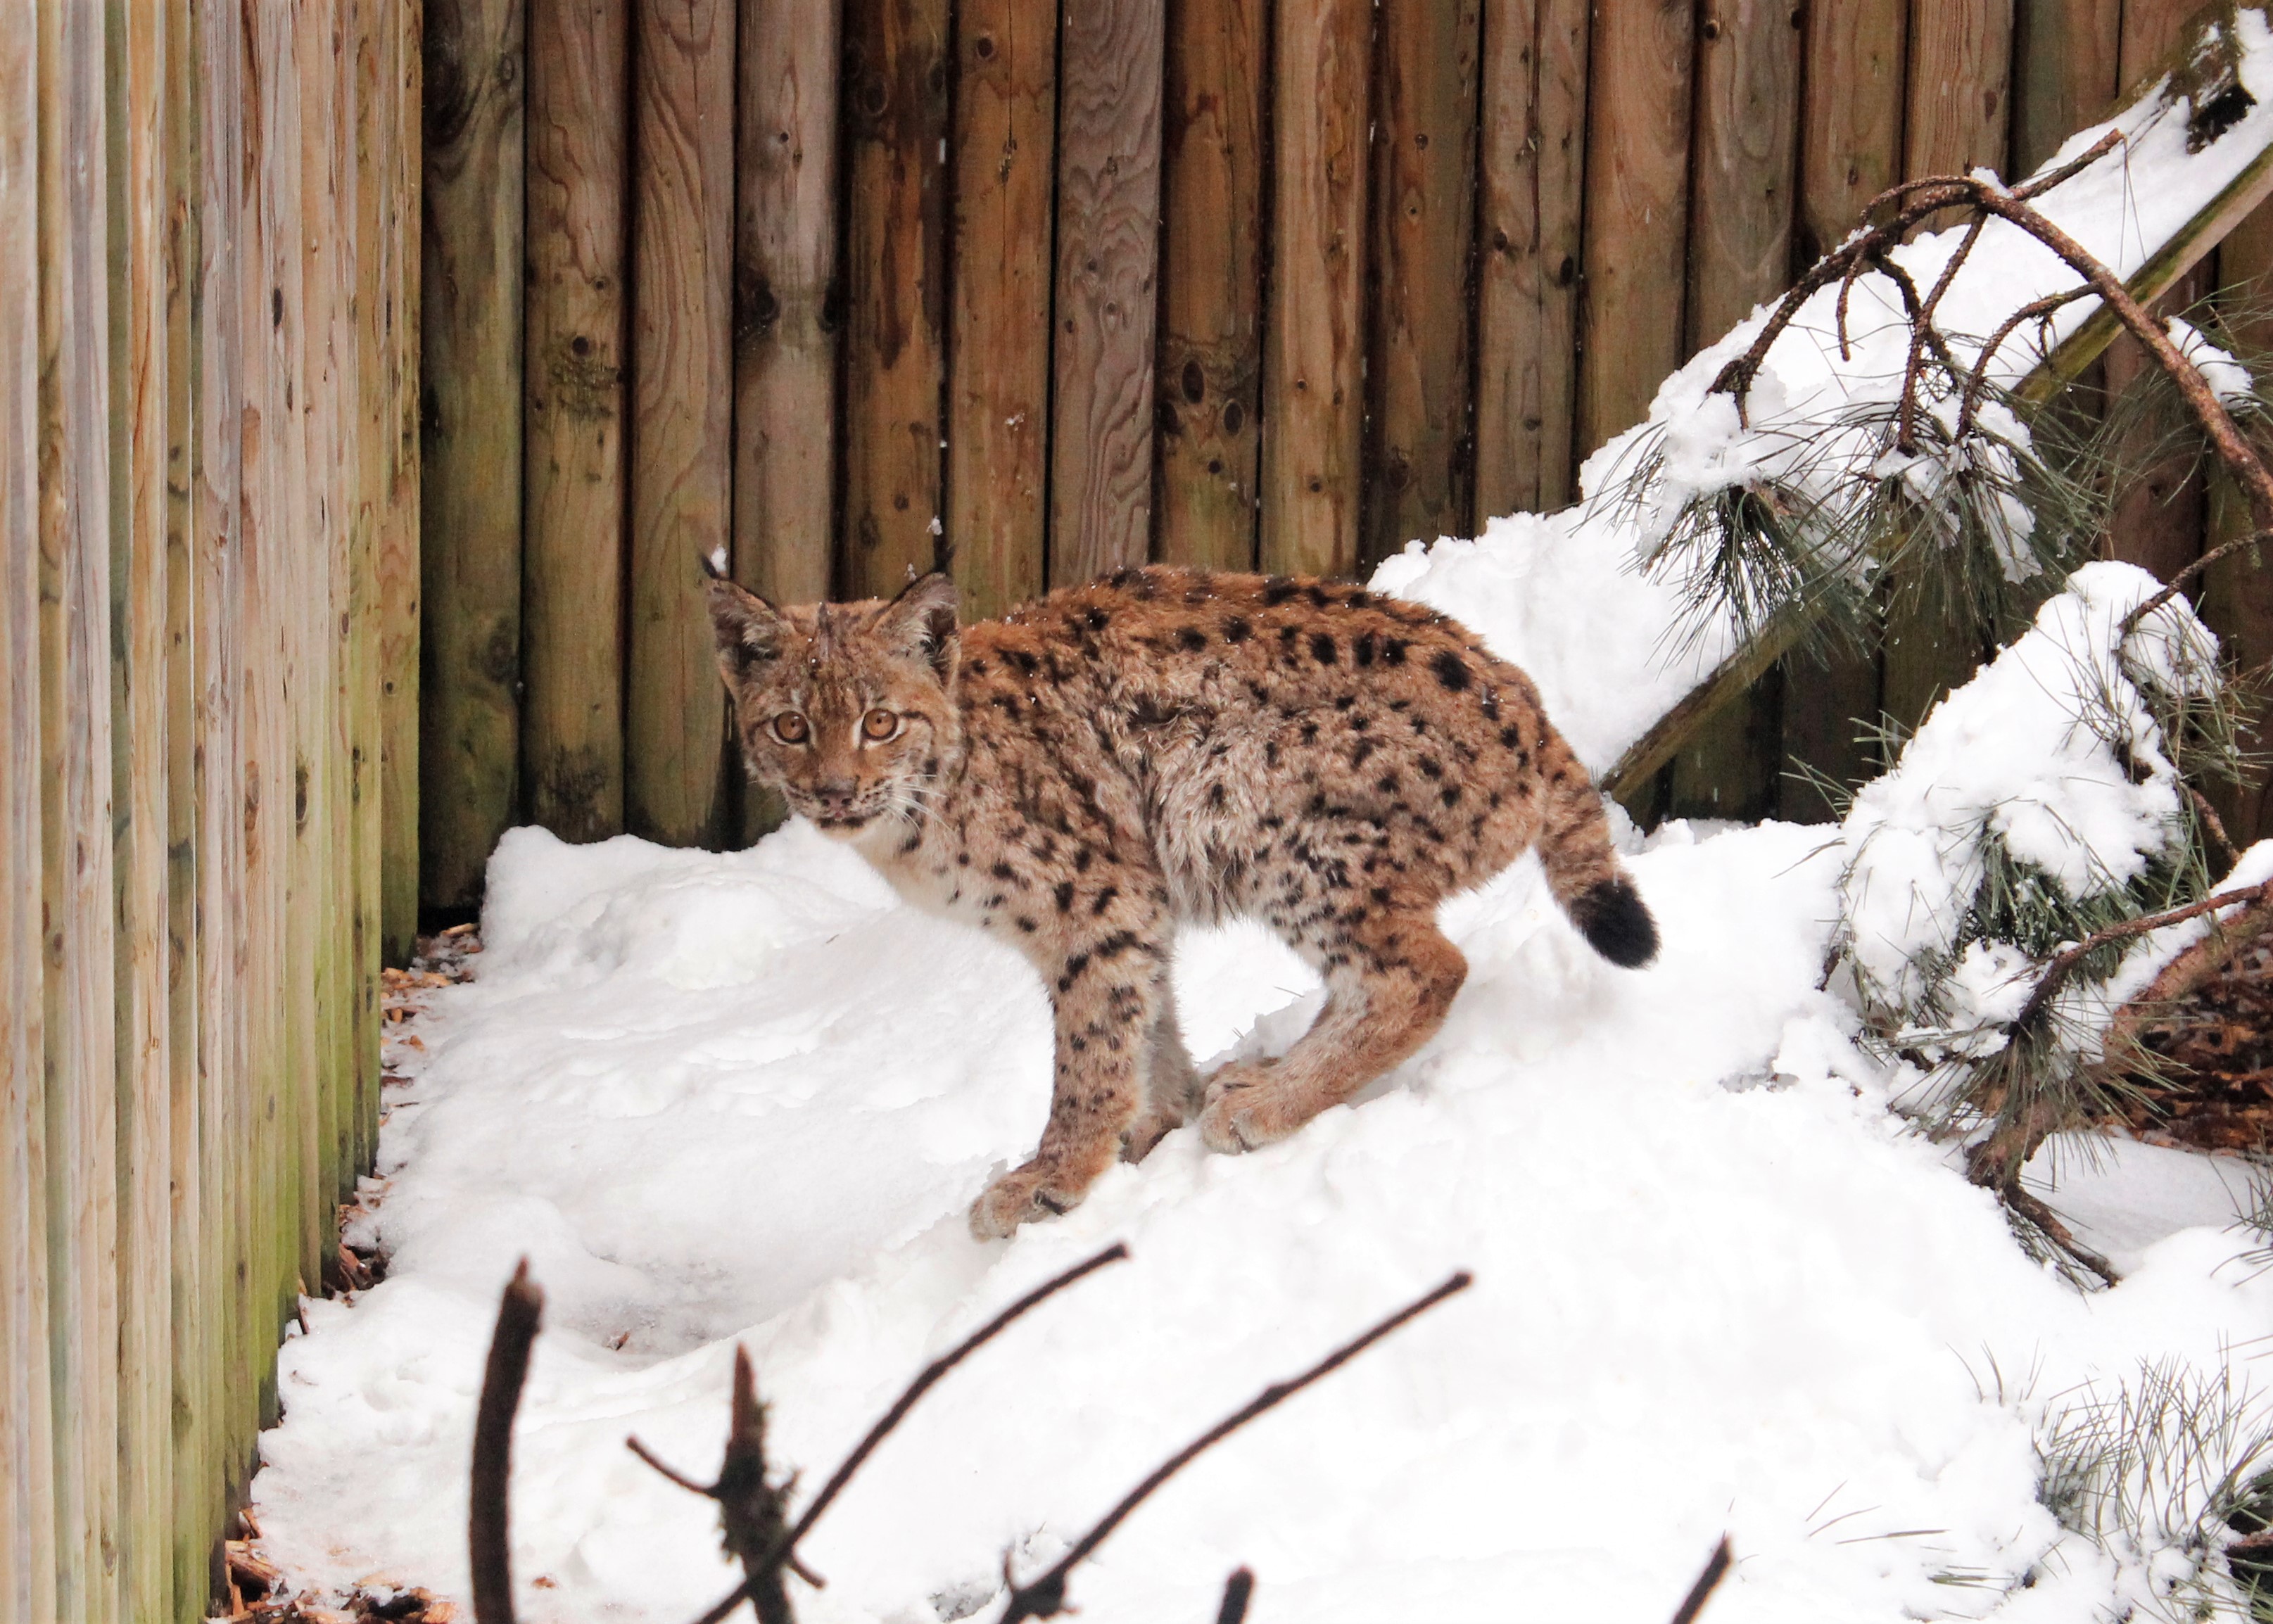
[[705, 564, 1656, 1238]]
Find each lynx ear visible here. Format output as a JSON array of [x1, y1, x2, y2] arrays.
[[875, 571, 960, 681], [705, 575, 791, 688]]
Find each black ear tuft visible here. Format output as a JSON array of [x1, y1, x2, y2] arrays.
[[704, 576, 789, 685], [1567, 876, 1658, 969], [878, 571, 961, 680]]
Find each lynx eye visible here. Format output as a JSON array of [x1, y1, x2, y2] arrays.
[[771, 711, 810, 745], [861, 707, 900, 742]]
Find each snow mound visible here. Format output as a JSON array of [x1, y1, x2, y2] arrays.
[[253, 814, 2273, 1623]]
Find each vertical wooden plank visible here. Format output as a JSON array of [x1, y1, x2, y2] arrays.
[[39, 0, 123, 1610], [627, 0, 733, 846], [525, 0, 627, 844], [194, 0, 249, 1564], [1882, 0, 2012, 736], [1153, 0, 1265, 570], [0, 0, 57, 1612], [2103, 0, 2211, 587], [1363, 0, 1480, 564], [1782, 0, 1905, 818], [1259, 0, 1371, 578], [1794, 0, 1904, 262], [381, 0, 422, 963], [1666, 0, 1802, 823], [840, 0, 949, 597], [1574, 0, 1692, 459], [1474, 0, 1589, 519], [2205, 201, 2273, 844], [2009, 0, 2119, 177], [946, 0, 1053, 614], [420, 0, 523, 910], [1046, 0, 1166, 585], [110, 0, 173, 1611], [347, 0, 386, 1186], [161, 0, 205, 1599], [737, 0, 841, 607]]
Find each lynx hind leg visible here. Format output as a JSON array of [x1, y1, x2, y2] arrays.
[[1201, 914, 1466, 1154], [970, 931, 1169, 1240], [1122, 978, 1202, 1164]]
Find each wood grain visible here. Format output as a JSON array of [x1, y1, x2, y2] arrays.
[[1260, 0, 1372, 578], [1474, 0, 1589, 519], [1671, 0, 1802, 823], [1049, 0, 1167, 585], [2009, 0, 2120, 176], [1885, 0, 2014, 740], [2203, 198, 2273, 844], [841, 0, 950, 597], [420, 0, 524, 909], [628, 0, 734, 848], [381, 0, 422, 962], [1364, 0, 1479, 564], [946, 0, 1054, 614], [194, 0, 251, 1568], [737, 0, 841, 608], [525, 0, 628, 844], [160, 0, 205, 1598], [1794, 0, 1904, 262], [110, 1, 175, 1611], [39, 0, 123, 1609], [0, 0, 53, 1610], [1575, 0, 1693, 458], [1153, 0, 1265, 570]]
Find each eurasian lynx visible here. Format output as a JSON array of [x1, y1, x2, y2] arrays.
[[705, 564, 1657, 1239]]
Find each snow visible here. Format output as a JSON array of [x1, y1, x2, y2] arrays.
[[246, 25, 2273, 1624], [253, 807, 2273, 1624]]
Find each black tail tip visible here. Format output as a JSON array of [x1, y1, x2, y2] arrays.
[[1571, 876, 1658, 968]]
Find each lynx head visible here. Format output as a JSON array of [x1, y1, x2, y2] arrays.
[[704, 569, 961, 837]]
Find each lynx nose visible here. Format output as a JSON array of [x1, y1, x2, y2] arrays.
[[811, 780, 859, 815]]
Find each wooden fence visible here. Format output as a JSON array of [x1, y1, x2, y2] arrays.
[[1, 3, 419, 1620], [414, 0, 2273, 912]]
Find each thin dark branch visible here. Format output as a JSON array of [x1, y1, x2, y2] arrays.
[[1669, 1537, 1733, 1624], [2129, 527, 2273, 631], [995, 1271, 1474, 1624], [683, 1244, 1133, 1624], [2000, 1183, 2122, 1289], [1215, 1568, 1255, 1624], [1957, 288, 2094, 436], [471, 1260, 545, 1624], [2011, 128, 2129, 200], [2009, 879, 2273, 1036], [627, 1435, 715, 1498], [2190, 783, 2243, 870]]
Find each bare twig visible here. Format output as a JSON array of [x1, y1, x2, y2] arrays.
[[994, 1271, 1474, 1624], [471, 1260, 545, 1624], [1215, 1567, 1255, 1624], [2008, 880, 2273, 1037], [684, 1243, 1132, 1624], [1669, 1536, 1733, 1624], [1956, 288, 2094, 436]]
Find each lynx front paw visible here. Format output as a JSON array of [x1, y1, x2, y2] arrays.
[[968, 1161, 1089, 1240], [1198, 1064, 1304, 1153]]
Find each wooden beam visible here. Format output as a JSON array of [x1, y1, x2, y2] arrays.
[[947, 0, 1054, 614], [628, 0, 734, 847], [1047, 0, 1167, 585], [0, 0, 54, 1611], [39, 0, 124, 1609], [380, 0, 422, 963], [841, 0, 950, 597], [420, 0, 524, 909], [1474, 0, 1589, 519], [1153, 0, 1266, 571], [525, 0, 628, 843], [1260, 0, 1372, 578], [1575, 0, 1693, 459], [1363, 0, 1481, 566]]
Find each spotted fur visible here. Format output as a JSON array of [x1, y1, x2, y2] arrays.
[[706, 565, 1657, 1238]]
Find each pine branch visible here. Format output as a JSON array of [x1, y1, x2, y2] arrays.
[[1669, 1536, 1733, 1624], [994, 1271, 1473, 1623], [471, 1260, 545, 1624]]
